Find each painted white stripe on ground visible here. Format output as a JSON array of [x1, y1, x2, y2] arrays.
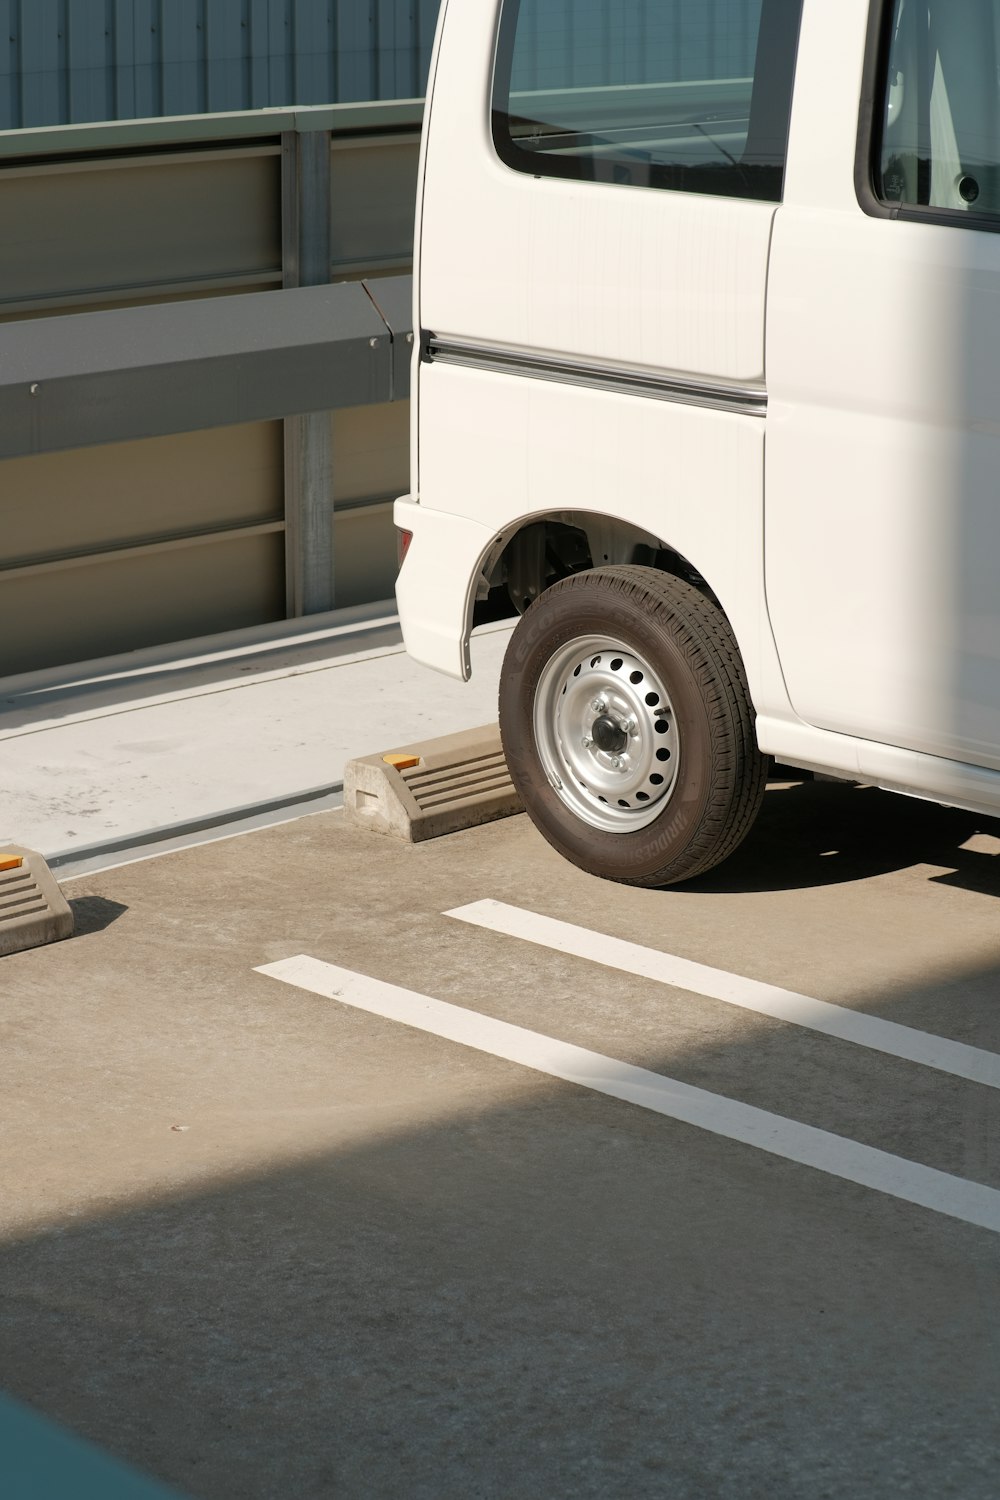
[[256, 954, 1000, 1235], [446, 901, 1000, 1091]]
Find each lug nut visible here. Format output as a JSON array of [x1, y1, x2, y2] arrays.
[[591, 699, 606, 714]]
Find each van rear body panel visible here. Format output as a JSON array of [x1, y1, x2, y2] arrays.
[[406, 0, 789, 713]]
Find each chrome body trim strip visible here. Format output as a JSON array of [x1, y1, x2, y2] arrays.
[[425, 337, 768, 418]]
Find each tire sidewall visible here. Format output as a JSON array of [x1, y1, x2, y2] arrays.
[[499, 574, 718, 884]]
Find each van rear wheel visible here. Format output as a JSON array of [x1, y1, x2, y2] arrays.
[[498, 566, 768, 886]]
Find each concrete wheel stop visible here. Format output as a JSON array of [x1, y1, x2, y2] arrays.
[[343, 724, 522, 842], [0, 846, 74, 956]]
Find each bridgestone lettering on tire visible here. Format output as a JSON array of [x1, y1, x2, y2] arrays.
[[498, 566, 769, 886]]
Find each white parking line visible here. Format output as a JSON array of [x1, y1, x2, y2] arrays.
[[446, 900, 1000, 1090], [256, 954, 1000, 1235]]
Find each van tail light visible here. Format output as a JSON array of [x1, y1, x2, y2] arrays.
[[397, 528, 413, 567]]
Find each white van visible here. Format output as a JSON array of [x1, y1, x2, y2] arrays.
[[395, 0, 1000, 886]]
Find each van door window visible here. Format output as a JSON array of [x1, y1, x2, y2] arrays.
[[877, 0, 1000, 219], [492, 0, 803, 202]]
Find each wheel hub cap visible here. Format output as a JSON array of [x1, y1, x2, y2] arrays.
[[591, 714, 628, 755], [533, 636, 680, 834]]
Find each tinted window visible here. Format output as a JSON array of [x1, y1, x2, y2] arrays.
[[492, 0, 803, 202], [877, 0, 1000, 220]]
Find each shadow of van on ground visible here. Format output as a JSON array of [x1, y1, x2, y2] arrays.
[[679, 772, 1000, 896]]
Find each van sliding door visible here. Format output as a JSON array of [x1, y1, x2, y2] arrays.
[[766, 0, 1000, 769]]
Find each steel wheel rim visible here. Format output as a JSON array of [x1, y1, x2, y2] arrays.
[[532, 635, 680, 833]]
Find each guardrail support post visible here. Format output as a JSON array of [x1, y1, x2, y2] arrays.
[[283, 128, 335, 617]]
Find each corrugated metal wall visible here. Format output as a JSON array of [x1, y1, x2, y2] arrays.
[[0, 0, 442, 129], [510, 0, 761, 89], [0, 1, 767, 132]]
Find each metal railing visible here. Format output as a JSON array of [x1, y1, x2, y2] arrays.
[[0, 100, 422, 678]]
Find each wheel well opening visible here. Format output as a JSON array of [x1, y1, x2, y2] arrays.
[[472, 514, 718, 626]]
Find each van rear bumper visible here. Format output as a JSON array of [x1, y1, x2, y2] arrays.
[[393, 496, 496, 682]]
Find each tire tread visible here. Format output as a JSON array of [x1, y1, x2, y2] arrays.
[[594, 567, 767, 884]]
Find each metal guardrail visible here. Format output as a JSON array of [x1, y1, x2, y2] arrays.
[[0, 276, 413, 460], [0, 101, 422, 675], [0, 96, 424, 158]]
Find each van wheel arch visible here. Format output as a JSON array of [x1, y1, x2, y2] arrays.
[[473, 512, 723, 625]]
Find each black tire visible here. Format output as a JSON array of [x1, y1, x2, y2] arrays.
[[498, 566, 768, 886]]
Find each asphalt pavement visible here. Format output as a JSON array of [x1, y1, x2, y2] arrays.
[[4, 730, 1000, 1497]]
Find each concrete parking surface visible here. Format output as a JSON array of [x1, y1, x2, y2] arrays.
[[3, 772, 1000, 1498]]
